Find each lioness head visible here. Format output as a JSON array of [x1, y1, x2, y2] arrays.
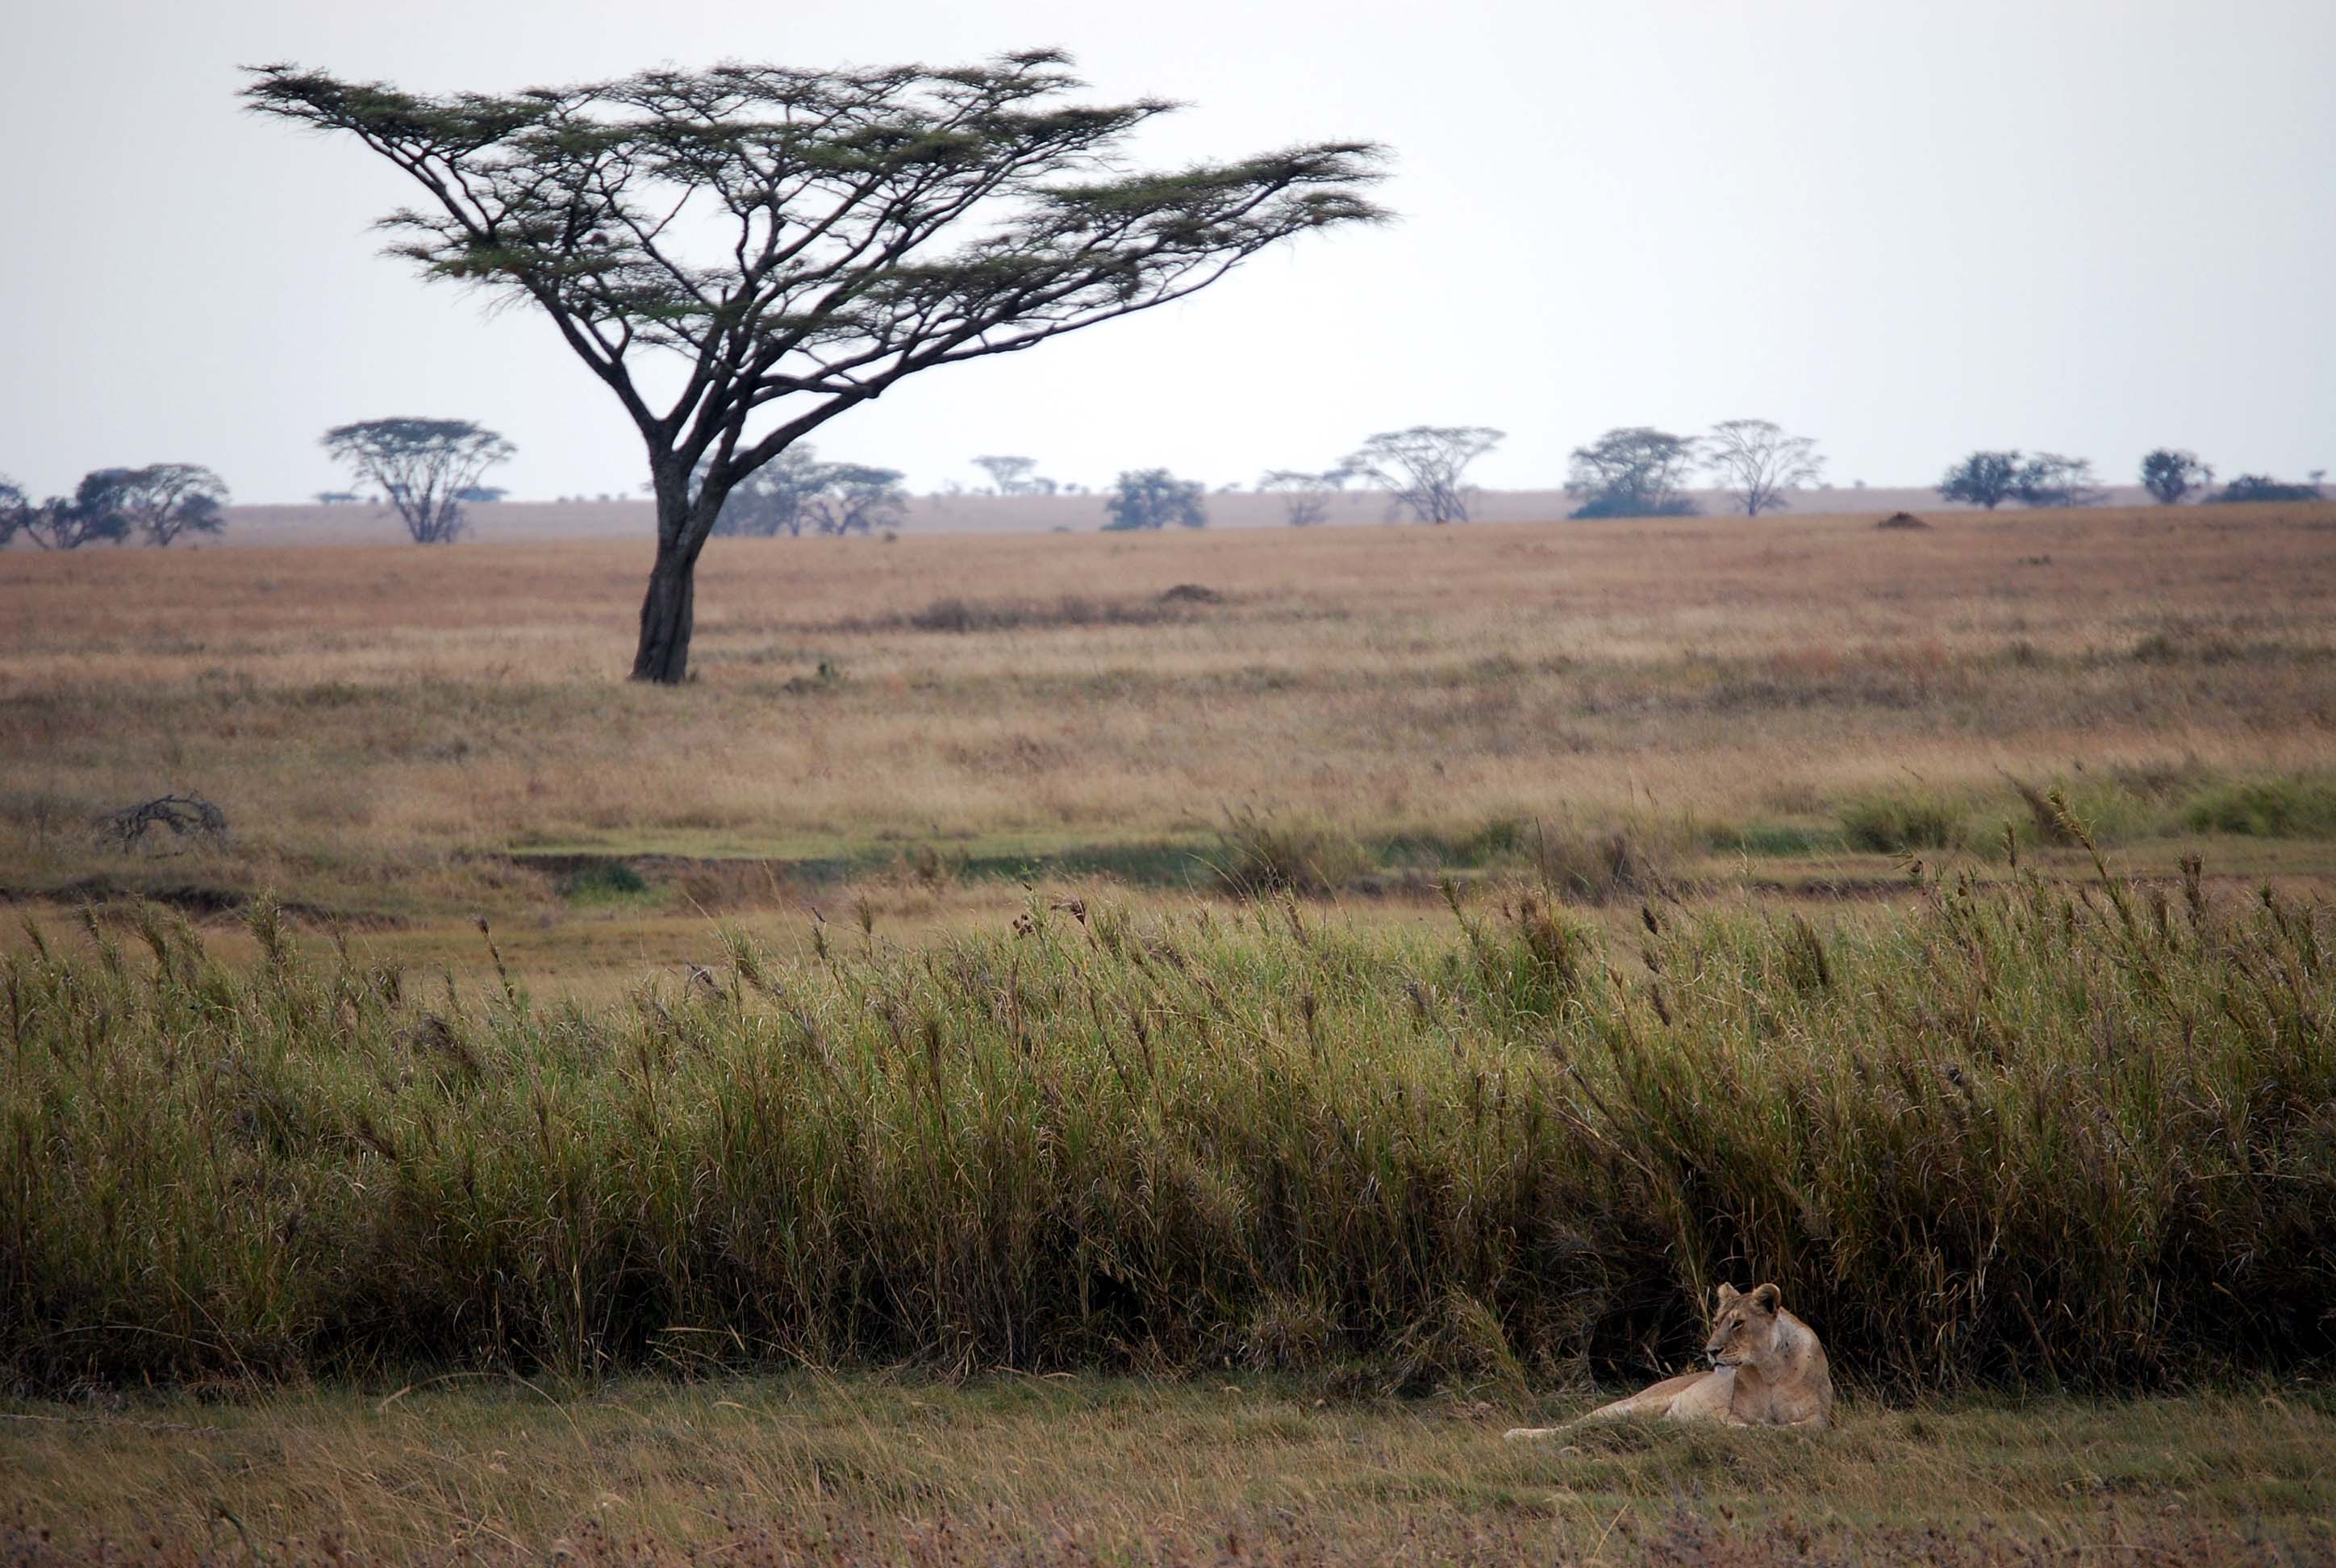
[[1705, 1282, 1784, 1368]]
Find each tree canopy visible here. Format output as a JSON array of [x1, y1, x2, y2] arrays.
[[2013, 452, 2107, 508], [1257, 466, 1353, 527], [2209, 473, 2323, 504], [1347, 427, 1500, 524], [1937, 450, 2023, 509], [1102, 469, 1207, 530], [104, 464, 231, 545], [2140, 448, 2210, 505], [322, 419, 515, 544], [1704, 419, 1822, 516], [246, 53, 1387, 680], [1566, 427, 1700, 519], [971, 456, 1057, 496]]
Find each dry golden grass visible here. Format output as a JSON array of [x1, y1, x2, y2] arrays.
[[6, 500, 2334, 977]]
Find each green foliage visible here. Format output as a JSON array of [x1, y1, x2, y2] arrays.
[[322, 418, 513, 544], [2183, 778, 2336, 838], [1565, 427, 1700, 519], [2208, 474, 2324, 505], [1838, 790, 1967, 853], [556, 861, 653, 903], [1936, 450, 2021, 509], [2139, 448, 2209, 505], [2013, 452, 2107, 508], [7, 874, 2331, 1395], [1102, 469, 1207, 531]]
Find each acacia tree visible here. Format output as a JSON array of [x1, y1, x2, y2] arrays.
[[1102, 469, 1207, 530], [2013, 452, 2107, 508], [1347, 426, 1501, 523], [323, 419, 515, 544], [709, 445, 831, 536], [2140, 448, 2211, 504], [806, 465, 909, 534], [99, 464, 231, 545], [1704, 419, 1822, 516], [1937, 450, 2022, 509], [1566, 427, 1700, 519], [246, 55, 1384, 682], [1257, 466, 1351, 526], [0, 477, 23, 547], [971, 455, 1056, 496], [12, 472, 135, 549]]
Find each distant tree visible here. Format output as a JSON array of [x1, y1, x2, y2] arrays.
[[711, 446, 832, 537], [2209, 473, 2324, 504], [247, 54, 1384, 682], [1704, 419, 1823, 516], [455, 485, 508, 504], [806, 465, 909, 535], [323, 419, 514, 544], [971, 456, 1057, 497], [1937, 450, 2023, 509], [98, 464, 230, 545], [2013, 452, 2108, 508], [0, 476, 25, 547], [2139, 448, 2211, 505], [1258, 466, 1353, 527], [1566, 427, 1700, 519], [1347, 426, 1501, 523], [313, 490, 363, 505], [11, 472, 136, 550], [1103, 469, 1207, 530]]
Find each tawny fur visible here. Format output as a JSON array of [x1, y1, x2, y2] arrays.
[[1505, 1282, 1833, 1440]]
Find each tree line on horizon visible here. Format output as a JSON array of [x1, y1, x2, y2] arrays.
[[6, 431, 2329, 553]]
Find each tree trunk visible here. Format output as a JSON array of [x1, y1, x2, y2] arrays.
[[631, 474, 716, 684], [632, 545, 696, 682]]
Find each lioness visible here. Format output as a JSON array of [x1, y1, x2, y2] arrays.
[[1505, 1282, 1833, 1439]]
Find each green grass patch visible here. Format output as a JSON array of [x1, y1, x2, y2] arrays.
[[554, 861, 653, 904], [2184, 778, 2336, 839], [1838, 790, 1967, 853]]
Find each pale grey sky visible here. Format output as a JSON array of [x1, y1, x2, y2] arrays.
[[3, 0, 2331, 505]]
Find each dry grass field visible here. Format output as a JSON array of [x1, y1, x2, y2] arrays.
[[7, 1379, 2331, 1566], [5, 498, 2334, 982]]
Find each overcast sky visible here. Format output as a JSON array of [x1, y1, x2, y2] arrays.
[[3, 0, 2331, 504]]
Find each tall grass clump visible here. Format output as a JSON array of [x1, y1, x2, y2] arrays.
[[3, 865, 2330, 1395], [1838, 789, 1967, 853]]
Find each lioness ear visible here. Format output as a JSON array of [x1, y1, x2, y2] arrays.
[[1714, 1282, 1740, 1307], [1750, 1283, 1782, 1314]]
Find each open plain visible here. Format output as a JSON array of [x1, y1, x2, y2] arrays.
[[6, 500, 2335, 1564], [6, 498, 2334, 974]]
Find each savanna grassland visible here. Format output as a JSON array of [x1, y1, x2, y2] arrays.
[[5, 502, 2334, 1564], [3, 500, 2334, 978]]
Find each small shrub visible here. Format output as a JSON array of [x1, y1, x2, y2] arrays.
[[1838, 791, 1965, 853], [557, 861, 651, 903]]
